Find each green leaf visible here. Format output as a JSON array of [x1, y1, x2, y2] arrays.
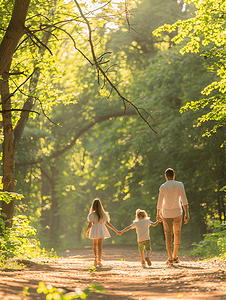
[[89, 284, 104, 293]]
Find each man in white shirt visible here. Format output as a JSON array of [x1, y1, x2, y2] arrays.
[[157, 168, 189, 265]]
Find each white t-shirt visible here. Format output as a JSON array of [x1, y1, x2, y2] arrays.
[[157, 180, 188, 218], [130, 219, 154, 242]]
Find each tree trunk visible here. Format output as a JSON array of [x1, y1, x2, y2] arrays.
[[40, 167, 51, 235], [217, 129, 226, 223], [0, 0, 30, 76], [0, 0, 30, 228], [1, 68, 16, 227], [1, 1, 57, 227], [50, 165, 59, 247]]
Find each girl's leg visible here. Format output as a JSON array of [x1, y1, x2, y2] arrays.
[[93, 239, 98, 266], [97, 238, 104, 266]]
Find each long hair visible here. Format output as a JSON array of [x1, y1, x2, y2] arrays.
[[90, 198, 107, 221], [134, 209, 149, 222]]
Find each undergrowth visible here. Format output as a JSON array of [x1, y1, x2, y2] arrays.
[[0, 214, 57, 269], [191, 220, 226, 258]]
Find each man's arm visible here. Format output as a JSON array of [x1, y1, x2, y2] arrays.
[[157, 187, 163, 222], [157, 209, 162, 222], [183, 204, 189, 224]]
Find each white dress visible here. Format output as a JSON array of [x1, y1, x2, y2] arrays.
[[88, 212, 111, 239]]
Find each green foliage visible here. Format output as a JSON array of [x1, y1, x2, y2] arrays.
[[0, 214, 55, 262], [5, 0, 225, 254], [0, 176, 24, 204], [153, 0, 226, 51], [36, 282, 104, 299], [153, 0, 226, 138], [192, 220, 226, 257], [0, 191, 24, 204], [107, 0, 189, 67], [19, 286, 30, 298], [84, 43, 221, 246]]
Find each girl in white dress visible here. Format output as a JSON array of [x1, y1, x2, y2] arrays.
[[84, 198, 119, 266]]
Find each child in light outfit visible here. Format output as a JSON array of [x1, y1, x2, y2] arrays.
[[118, 209, 159, 267], [84, 198, 119, 267]]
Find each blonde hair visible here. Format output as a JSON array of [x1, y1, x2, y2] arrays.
[[89, 198, 109, 221], [134, 209, 149, 222]]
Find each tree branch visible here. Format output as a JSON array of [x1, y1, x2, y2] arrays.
[[0, 109, 40, 114], [73, 0, 158, 133], [15, 110, 137, 167], [13, 2, 58, 150], [2, 69, 36, 103], [25, 27, 53, 56]]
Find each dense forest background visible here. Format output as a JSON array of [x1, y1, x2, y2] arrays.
[[0, 0, 225, 252]]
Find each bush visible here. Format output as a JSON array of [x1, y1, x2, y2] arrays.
[[191, 220, 226, 257], [0, 214, 56, 264]]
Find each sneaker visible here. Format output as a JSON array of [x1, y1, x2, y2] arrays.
[[145, 257, 152, 266]]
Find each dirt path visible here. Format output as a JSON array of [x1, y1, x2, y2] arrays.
[[0, 245, 226, 300]]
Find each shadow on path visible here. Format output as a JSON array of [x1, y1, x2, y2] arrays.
[[0, 247, 225, 300]]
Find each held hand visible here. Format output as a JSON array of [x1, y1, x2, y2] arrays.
[[84, 232, 88, 238], [184, 214, 190, 224], [157, 215, 163, 223], [117, 231, 122, 236]]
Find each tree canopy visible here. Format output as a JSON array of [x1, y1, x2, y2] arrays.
[[153, 0, 226, 142]]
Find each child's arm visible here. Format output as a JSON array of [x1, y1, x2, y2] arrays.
[[150, 220, 159, 227], [84, 222, 93, 238], [120, 224, 133, 234], [106, 221, 119, 234]]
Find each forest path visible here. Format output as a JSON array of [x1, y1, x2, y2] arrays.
[[0, 245, 226, 300]]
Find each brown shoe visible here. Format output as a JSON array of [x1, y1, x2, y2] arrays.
[[141, 260, 146, 267], [145, 257, 152, 266]]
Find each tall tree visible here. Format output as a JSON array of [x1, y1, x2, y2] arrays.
[[0, 0, 31, 226], [0, 0, 62, 226]]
